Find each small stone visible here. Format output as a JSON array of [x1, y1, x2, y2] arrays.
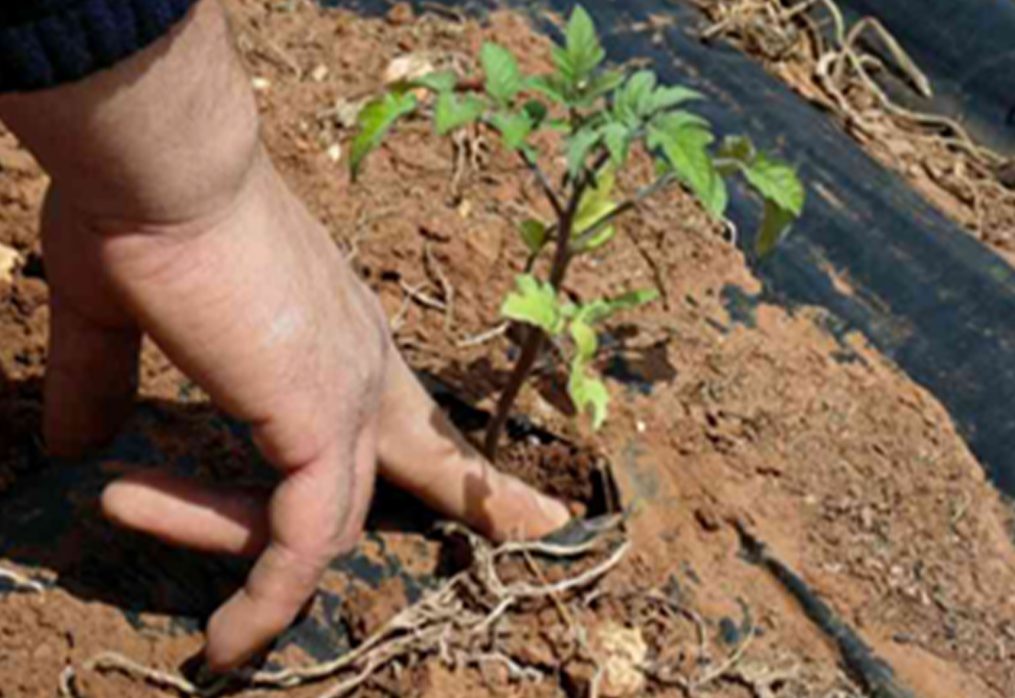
[[382, 54, 435, 87], [591, 622, 648, 698], [310, 64, 329, 82], [326, 143, 343, 163], [251, 76, 271, 92], [0, 244, 20, 284]]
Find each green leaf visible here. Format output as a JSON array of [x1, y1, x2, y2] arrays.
[[649, 115, 727, 218], [568, 362, 609, 430], [501, 274, 564, 335], [615, 72, 702, 125], [654, 109, 710, 131], [566, 126, 602, 176], [490, 111, 534, 150], [575, 70, 624, 106], [574, 165, 617, 237], [605, 288, 660, 314], [410, 70, 457, 93], [350, 91, 418, 178], [602, 122, 631, 166], [575, 288, 659, 325], [743, 153, 805, 215], [646, 85, 703, 113], [563, 6, 605, 84], [434, 92, 486, 135], [616, 71, 656, 124], [570, 316, 599, 362], [755, 199, 796, 257], [481, 43, 523, 105], [518, 219, 549, 255], [527, 74, 570, 104]]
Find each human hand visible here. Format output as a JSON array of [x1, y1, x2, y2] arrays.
[[0, 0, 569, 672]]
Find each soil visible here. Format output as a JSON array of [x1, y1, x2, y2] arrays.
[[1, 1, 1015, 697]]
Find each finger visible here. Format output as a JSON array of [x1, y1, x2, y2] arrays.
[[204, 416, 379, 671], [377, 353, 571, 542], [44, 294, 140, 456], [101, 470, 270, 556]]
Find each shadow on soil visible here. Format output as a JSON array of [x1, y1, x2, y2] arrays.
[[0, 370, 450, 660]]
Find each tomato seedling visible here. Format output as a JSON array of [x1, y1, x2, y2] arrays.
[[352, 6, 805, 459]]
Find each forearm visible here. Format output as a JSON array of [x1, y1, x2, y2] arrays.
[[0, 0, 259, 230]]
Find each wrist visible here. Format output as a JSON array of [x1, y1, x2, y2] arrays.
[[0, 0, 261, 230]]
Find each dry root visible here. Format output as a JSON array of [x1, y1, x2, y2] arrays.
[[73, 518, 630, 697], [0, 565, 44, 594], [694, 0, 1015, 250]]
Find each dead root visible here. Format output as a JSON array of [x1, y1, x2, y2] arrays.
[[0, 565, 44, 594], [693, 0, 1015, 252], [72, 518, 630, 697]]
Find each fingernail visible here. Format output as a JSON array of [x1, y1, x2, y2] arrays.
[[535, 492, 572, 531]]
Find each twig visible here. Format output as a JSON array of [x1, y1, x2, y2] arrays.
[[693, 620, 756, 689], [456, 322, 509, 348], [424, 243, 456, 333], [399, 280, 447, 311]]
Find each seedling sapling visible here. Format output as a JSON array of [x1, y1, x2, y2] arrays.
[[351, 6, 805, 460]]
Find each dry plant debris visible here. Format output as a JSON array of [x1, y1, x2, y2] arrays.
[[68, 519, 633, 697], [693, 0, 1015, 257]]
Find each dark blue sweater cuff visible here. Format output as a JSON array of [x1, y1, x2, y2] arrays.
[[0, 0, 199, 93]]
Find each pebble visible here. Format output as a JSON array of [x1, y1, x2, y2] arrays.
[[0, 244, 19, 284]]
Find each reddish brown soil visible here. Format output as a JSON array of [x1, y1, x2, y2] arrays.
[[1, 2, 1014, 697]]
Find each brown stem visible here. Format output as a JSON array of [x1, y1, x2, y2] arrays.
[[484, 180, 585, 461]]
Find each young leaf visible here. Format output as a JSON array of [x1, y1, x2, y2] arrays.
[[576, 288, 659, 325], [518, 219, 549, 255], [570, 316, 599, 362], [743, 153, 805, 215], [646, 85, 703, 113], [410, 70, 458, 93], [574, 166, 617, 237], [527, 74, 570, 105], [649, 116, 727, 218], [501, 274, 564, 335], [350, 91, 418, 178], [602, 122, 631, 167], [568, 362, 609, 430], [604, 288, 660, 314], [566, 126, 603, 176], [756, 199, 796, 257], [575, 70, 624, 106], [574, 225, 617, 252], [481, 43, 523, 105], [434, 92, 486, 135], [616, 71, 657, 125], [563, 6, 606, 84], [490, 111, 534, 150]]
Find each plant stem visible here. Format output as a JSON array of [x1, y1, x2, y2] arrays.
[[518, 150, 565, 219], [484, 185, 583, 460]]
